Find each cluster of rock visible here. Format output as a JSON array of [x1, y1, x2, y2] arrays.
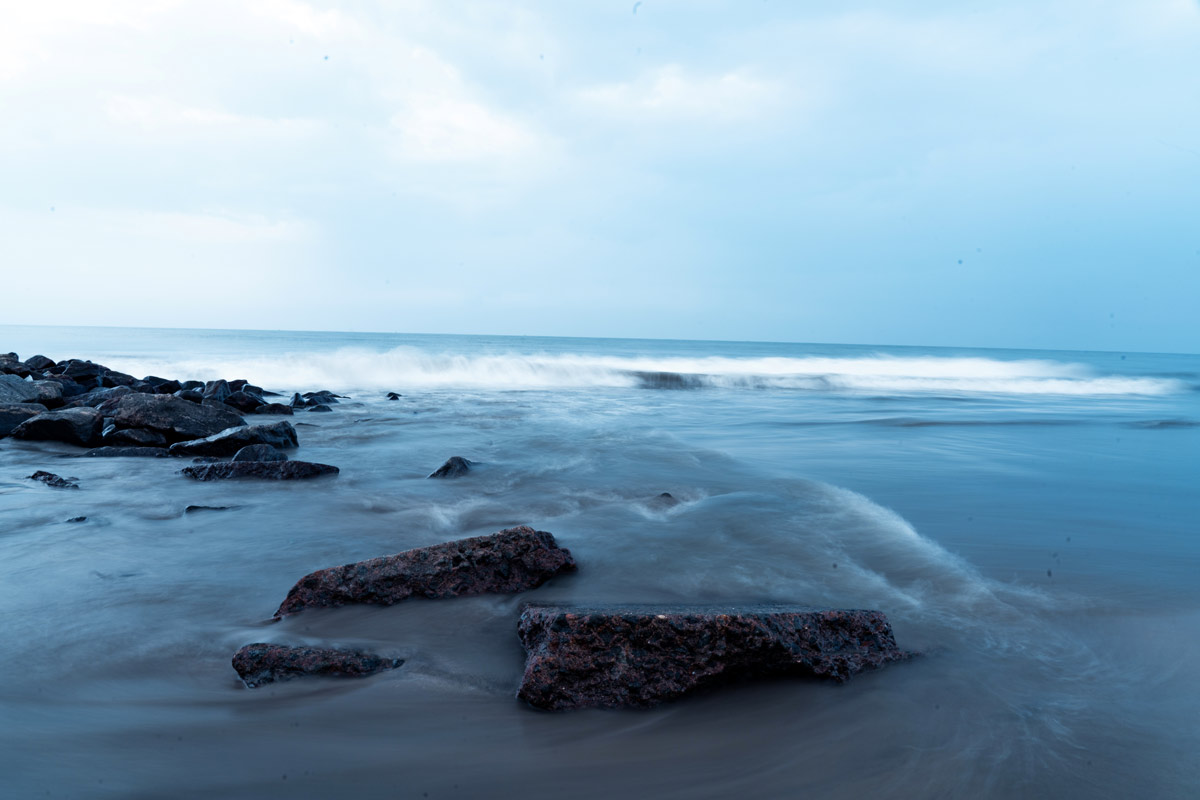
[[2, 351, 342, 481], [236, 526, 913, 708]]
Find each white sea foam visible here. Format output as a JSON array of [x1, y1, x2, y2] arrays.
[[107, 349, 1184, 397]]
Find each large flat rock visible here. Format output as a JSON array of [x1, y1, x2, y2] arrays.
[[181, 460, 338, 481], [109, 394, 244, 443], [516, 604, 913, 710], [11, 408, 104, 447], [167, 421, 298, 457], [232, 643, 403, 688], [274, 526, 577, 618]]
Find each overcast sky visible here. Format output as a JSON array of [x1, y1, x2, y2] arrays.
[[2, 1, 1197, 352]]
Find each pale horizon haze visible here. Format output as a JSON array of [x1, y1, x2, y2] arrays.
[[2, 1, 1198, 353]]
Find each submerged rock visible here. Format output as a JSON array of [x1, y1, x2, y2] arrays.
[[386, 392, 401, 400], [101, 425, 168, 448], [517, 605, 913, 710], [274, 526, 576, 618], [231, 444, 288, 462], [181, 460, 339, 481], [110, 394, 244, 443], [28, 470, 79, 489], [12, 408, 104, 447], [232, 643, 404, 688], [167, 421, 298, 457], [306, 404, 332, 413], [429, 456, 473, 478], [250, 403, 293, 415], [84, 446, 172, 458]]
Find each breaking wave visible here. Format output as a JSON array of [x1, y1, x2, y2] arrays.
[[108, 349, 1185, 397]]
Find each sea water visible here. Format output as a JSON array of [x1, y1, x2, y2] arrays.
[[1, 325, 1197, 799]]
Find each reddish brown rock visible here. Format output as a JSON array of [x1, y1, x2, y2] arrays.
[[181, 460, 338, 481], [274, 526, 576, 618], [232, 643, 403, 688], [516, 604, 913, 711]]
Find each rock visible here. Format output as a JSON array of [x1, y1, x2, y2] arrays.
[[202, 379, 231, 403], [516, 605, 914, 711], [25, 355, 56, 371], [109, 394, 245, 443], [242, 384, 265, 397], [386, 392, 402, 400], [250, 403, 293, 415], [0, 374, 40, 404], [0, 403, 46, 437], [0, 354, 31, 377], [648, 492, 680, 509], [232, 643, 404, 688], [223, 390, 265, 413], [289, 392, 305, 408], [98, 370, 136, 387], [303, 391, 340, 405], [429, 456, 473, 478], [167, 421, 298, 457], [60, 360, 107, 387], [62, 385, 133, 409], [30, 381, 64, 408], [12, 408, 104, 447], [184, 505, 234, 514], [173, 389, 204, 404], [191, 456, 222, 464], [307, 404, 332, 413], [39, 375, 87, 398], [146, 377, 182, 394], [66, 516, 87, 523], [182, 460, 339, 482], [231, 444, 288, 462], [84, 446, 172, 458], [274, 526, 576, 618], [28, 470, 79, 489], [228, 379, 249, 391], [180, 380, 204, 392], [101, 426, 168, 447]]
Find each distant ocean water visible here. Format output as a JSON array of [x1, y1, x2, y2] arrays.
[[1, 325, 1197, 799]]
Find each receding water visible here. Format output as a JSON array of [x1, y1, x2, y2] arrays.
[[1, 325, 1197, 798]]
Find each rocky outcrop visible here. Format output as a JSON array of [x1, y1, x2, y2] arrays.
[[166, 421, 298, 457], [0, 403, 46, 437], [516, 605, 913, 711], [109, 394, 245, 443], [28, 470, 78, 489], [231, 444, 288, 462], [181, 460, 339, 481], [232, 643, 404, 688], [0, 374, 40, 404], [429, 456, 473, 478], [11, 408, 104, 447], [274, 526, 576, 618]]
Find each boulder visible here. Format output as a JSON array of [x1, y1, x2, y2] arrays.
[[0, 354, 31, 377], [223, 390, 265, 413], [40, 375, 87, 398], [182, 460, 339, 482], [25, 355, 56, 371], [12, 408, 104, 447], [231, 444, 288, 462], [307, 404, 332, 413], [30, 381, 64, 408], [274, 526, 576, 618], [84, 446, 172, 458], [303, 391, 340, 405], [60, 360, 107, 387], [386, 392, 401, 400], [98, 370, 136, 387], [101, 425, 168, 447], [516, 605, 914, 711], [251, 403, 293, 415], [0, 403, 46, 437], [109, 394, 245, 443], [180, 380, 204, 392], [203, 379, 231, 403], [288, 392, 305, 408], [167, 421, 298, 457], [429, 456, 473, 478], [232, 643, 404, 688], [0, 374, 39, 404], [62, 385, 133, 409], [173, 389, 204, 404], [28, 470, 78, 489]]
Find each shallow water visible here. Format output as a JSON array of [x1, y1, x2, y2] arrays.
[[1, 326, 1197, 798]]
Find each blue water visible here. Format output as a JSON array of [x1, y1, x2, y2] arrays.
[[1, 325, 1197, 798]]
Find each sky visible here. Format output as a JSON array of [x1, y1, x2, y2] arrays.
[[1, 0, 1198, 352]]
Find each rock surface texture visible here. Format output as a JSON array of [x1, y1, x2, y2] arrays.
[[232, 643, 404, 688], [110, 394, 245, 442], [12, 408, 104, 447], [181, 461, 338, 481], [166, 421, 298, 457], [274, 526, 576, 618], [516, 604, 913, 710], [429, 456, 473, 478]]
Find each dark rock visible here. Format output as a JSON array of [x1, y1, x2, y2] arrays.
[[516, 605, 914, 711], [98, 370, 136, 387], [30, 381, 64, 408], [251, 403, 293, 415], [25, 355, 56, 371], [167, 421, 298, 457], [303, 391, 340, 404], [147, 377, 182, 394], [101, 426, 168, 447], [40, 375, 87, 397], [228, 379, 249, 392], [62, 385, 133, 409], [232, 444, 288, 462], [182, 460, 339, 482], [28, 470, 79, 489], [66, 516, 87, 523], [130, 381, 157, 394], [274, 526, 576, 618], [173, 389, 204, 404], [429, 456, 473, 478], [109, 394, 245, 443], [61, 360, 107, 388], [185, 505, 234, 514], [12, 408, 104, 447], [0, 353, 31, 377], [223, 390, 265, 413], [386, 392, 402, 400], [84, 446, 172, 458], [232, 643, 403, 688], [203, 379, 231, 403], [649, 492, 680, 509], [307, 404, 332, 413], [180, 380, 204, 392], [289, 392, 305, 408], [0, 403, 46, 437], [0, 374, 39, 404], [242, 384, 265, 397], [191, 457, 222, 464]]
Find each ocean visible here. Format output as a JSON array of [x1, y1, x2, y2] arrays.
[[1, 325, 1197, 799]]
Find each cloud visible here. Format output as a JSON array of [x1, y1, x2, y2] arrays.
[[579, 65, 782, 122]]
